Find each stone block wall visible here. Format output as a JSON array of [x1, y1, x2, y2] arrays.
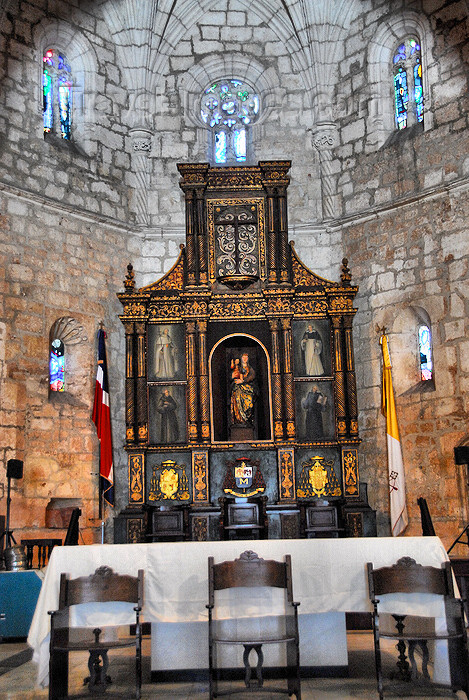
[[0, 189, 132, 543]]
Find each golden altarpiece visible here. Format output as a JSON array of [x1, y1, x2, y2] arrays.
[[115, 161, 376, 544]]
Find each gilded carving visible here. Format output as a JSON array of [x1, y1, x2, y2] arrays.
[[279, 448, 295, 500], [293, 298, 328, 315], [342, 448, 359, 497], [329, 297, 354, 312], [148, 459, 190, 501], [183, 300, 209, 317], [297, 455, 342, 499], [192, 516, 208, 541], [123, 302, 146, 317], [138, 424, 148, 441], [129, 454, 144, 503], [149, 303, 182, 319], [141, 256, 185, 292], [127, 518, 143, 544], [126, 426, 134, 442], [209, 298, 266, 318], [193, 451, 209, 502]]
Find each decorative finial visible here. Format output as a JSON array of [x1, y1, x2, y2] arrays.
[[340, 257, 352, 286], [124, 263, 135, 292]]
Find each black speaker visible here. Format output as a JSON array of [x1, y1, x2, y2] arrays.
[[454, 446, 469, 465], [6, 459, 23, 479]]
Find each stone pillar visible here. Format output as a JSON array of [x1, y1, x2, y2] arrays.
[[197, 320, 210, 442], [281, 318, 296, 441], [186, 321, 198, 442], [331, 317, 347, 439], [129, 127, 153, 227], [135, 321, 148, 444], [269, 318, 284, 441], [312, 122, 339, 221]]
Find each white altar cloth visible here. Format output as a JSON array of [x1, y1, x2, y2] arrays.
[[28, 536, 451, 687]]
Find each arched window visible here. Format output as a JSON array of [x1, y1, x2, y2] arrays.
[[49, 338, 65, 392], [43, 49, 72, 139], [200, 79, 260, 165], [418, 324, 433, 381], [393, 37, 424, 130]]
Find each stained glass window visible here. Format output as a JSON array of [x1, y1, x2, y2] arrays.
[[50, 338, 65, 392], [43, 49, 72, 139], [201, 79, 259, 164], [393, 37, 423, 130], [418, 325, 433, 381]]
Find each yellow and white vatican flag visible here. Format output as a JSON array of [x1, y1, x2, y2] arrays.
[[380, 334, 408, 536]]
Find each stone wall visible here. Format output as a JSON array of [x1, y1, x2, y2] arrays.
[[0, 188, 131, 543]]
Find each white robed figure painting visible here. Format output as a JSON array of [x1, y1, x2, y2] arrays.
[[301, 323, 324, 376], [154, 327, 178, 378]]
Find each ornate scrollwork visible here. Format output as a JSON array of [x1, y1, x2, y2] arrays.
[[342, 448, 359, 497], [148, 303, 182, 319], [129, 454, 144, 503], [209, 297, 266, 318], [329, 296, 354, 312], [183, 300, 209, 317], [293, 298, 328, 315], [148, 459, 190, 501], [297, 455, 342, 498], [123, 302, 146, 317]]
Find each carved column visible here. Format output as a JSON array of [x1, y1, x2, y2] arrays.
[[343, 315, 359, 437], [312, 123, 339, 221], [124, 322, 136, 444], [278, 185, 289, 284], [184, 189, 197, 286], [197, 320, 210, 442], [129, 128, 153, 227], [269, 318, 284, 441], [265, 185, 278, 284], [186, 322, 198, 442], [281, 318, 296, 441], [195, 187, 208, 287], [332, 316, 347, 439], [135, 321, 148, 444]]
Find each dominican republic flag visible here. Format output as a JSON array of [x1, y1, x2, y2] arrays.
[[380, 334, 408, 536], [92, 329, 114, 507]]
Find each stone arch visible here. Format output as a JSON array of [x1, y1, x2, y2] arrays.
[[367, 11, 436, 149], [33, 20, 98, 151]]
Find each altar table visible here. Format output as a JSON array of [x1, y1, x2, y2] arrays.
[[28, 536, 451, 687]]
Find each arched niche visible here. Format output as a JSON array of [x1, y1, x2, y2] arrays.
[[209, 334, 272, 443]]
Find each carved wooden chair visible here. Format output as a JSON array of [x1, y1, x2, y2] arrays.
[[367, 556, 469, 699], [219, 496, 268, 540], [207, 550, 301, 699], [48, 566, 144, 700]]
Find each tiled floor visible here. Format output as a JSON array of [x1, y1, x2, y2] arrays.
[[0, 632, 465, 699]]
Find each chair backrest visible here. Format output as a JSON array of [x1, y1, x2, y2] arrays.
[[58, 565, 144, 609], [21, 538, 62, 568], [208, 550, 293, 607], [227, 502, 259, 527], [367, 556, 454, 601]]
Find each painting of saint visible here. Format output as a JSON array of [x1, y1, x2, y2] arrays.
[[156, 388, 179, 443], [154, 327, 178, 379], [292, 319, 331, 377], [301, 323, 324, 376], [230, 352, 257, 426], [301, 384, 327, 440], [296, 380, 335, 441]]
